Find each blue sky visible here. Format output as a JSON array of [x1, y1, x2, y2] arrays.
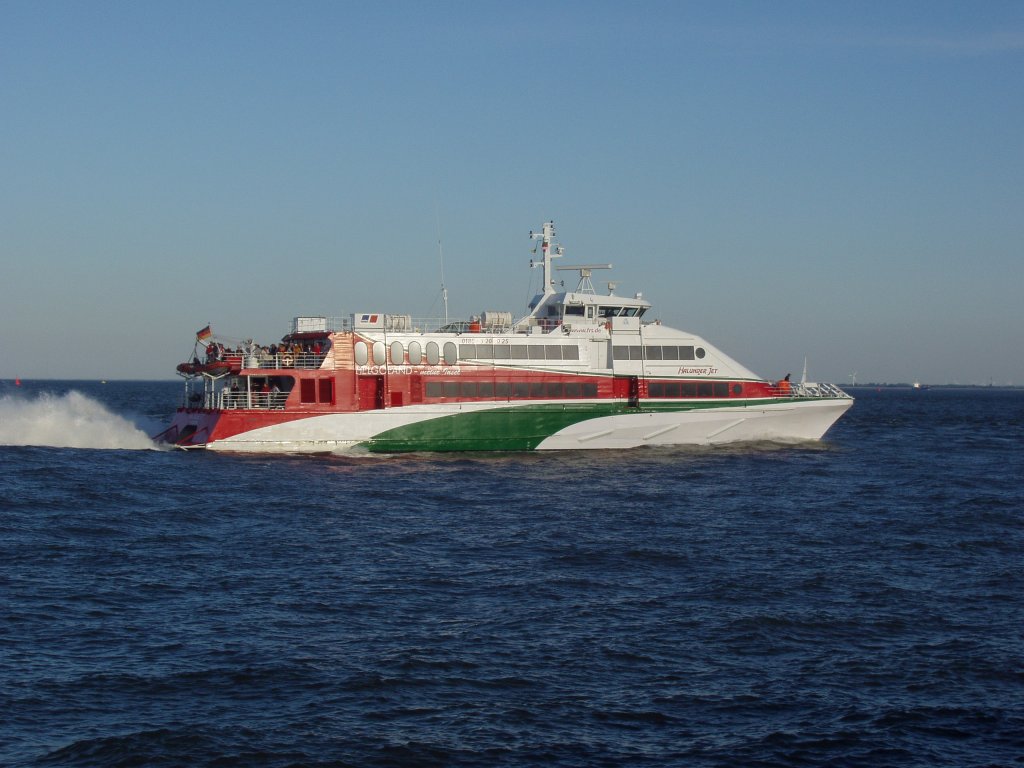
[[2, 1, 1022, 384]]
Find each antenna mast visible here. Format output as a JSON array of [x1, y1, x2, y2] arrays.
[[529, 221, 563, 298], [436, 205, 448, 324]]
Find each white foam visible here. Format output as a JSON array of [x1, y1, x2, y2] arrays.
[[0, 390, 159, 450]]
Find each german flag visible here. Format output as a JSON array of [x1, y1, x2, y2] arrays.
[[196, 325, 212, 341]]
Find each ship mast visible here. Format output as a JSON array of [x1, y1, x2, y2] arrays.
[[529, 221, 563, 299]]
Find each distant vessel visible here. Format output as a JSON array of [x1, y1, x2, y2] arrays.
[[155, 221, 853, 452], [913, 381, 929, 390]]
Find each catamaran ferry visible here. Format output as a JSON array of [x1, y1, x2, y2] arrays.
[[155, 222, 852, 452]]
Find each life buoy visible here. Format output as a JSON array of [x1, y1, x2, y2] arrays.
[[282, 354, 293, 367]]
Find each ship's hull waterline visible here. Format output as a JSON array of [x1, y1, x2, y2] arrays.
[[164, 396, 852, 454]]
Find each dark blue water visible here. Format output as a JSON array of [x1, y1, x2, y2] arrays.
[[2, 381, 1022, 767]]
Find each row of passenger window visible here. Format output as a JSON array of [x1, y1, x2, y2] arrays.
[[613, 345, 707, 361], [356, 340, 456, 366], [648, 382, 742, 397], [355, 339, 582, 367], [425, 380, 599, 399], [459, 343, 580, 360]]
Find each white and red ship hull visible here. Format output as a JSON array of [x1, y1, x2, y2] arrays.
[[156, 222, 852, 453]]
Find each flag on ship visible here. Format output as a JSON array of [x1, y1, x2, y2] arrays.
[[196, 325, 212, 341]]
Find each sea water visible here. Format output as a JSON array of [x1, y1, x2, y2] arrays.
[[1, 381, 1022, 766]]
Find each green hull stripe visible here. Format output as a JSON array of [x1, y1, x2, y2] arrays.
[[362, 398, 833, 452]]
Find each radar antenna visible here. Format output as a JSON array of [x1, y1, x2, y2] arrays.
[[555, 264, 612, 294]]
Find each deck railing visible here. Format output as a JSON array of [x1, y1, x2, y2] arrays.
[[239, 353, 327, 371], [219, 391, 289, 410], [296, 316, 520, 334]]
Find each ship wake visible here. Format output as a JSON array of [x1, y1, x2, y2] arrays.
[[0, 391, 160, 450]]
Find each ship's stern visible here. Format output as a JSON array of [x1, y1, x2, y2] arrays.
[[152, 409, 220, 449]]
